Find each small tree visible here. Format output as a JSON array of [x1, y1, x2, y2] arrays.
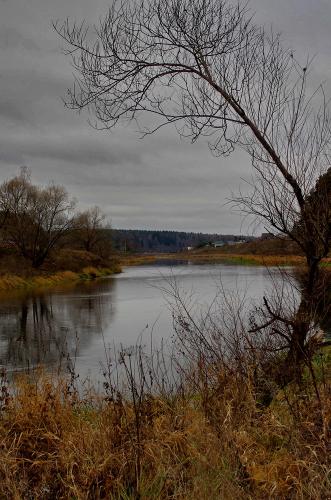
[[55, 0, 331, 376], [75, 205, 112, 257], [0, 169, 76, 267]]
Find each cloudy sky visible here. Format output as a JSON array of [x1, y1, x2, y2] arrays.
[[1, 0, 331, 234]]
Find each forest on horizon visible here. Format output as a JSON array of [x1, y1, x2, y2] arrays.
[[111, 228, 255, 252]]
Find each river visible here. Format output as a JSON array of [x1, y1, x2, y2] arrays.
[[0, 262, 295, 387]]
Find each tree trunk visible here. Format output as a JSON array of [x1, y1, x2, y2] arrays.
[[284, 252, 321, 382]]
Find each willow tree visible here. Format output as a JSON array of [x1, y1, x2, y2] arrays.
[[55, 0, 331, 376]]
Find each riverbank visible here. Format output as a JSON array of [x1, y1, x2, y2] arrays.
[[0, 265, 121, 294], [119, 235, 331, 268], [0, 248, 122, 294], [0, 250, 329, 294], [121, 251, 331, 268]]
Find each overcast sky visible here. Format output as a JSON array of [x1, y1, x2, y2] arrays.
[[1, 0, 331, 234]]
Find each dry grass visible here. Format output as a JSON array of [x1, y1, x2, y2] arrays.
[[0, 374, 245, 499], [121, 252, 307, 267], [0, 248, 121, 293], [120, 254, 158, 266], [173, 252, 306, 266], [0, 359, 330, 499], [121, 251, 331, 269], [0, 266, 119, 294]]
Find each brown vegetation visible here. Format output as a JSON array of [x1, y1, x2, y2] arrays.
[[0, 168, 76, 268], [0, 346, 330, 499], [121, 252, 307, 267], [120, 254, 158, 266], [0, 1, 329, 495], [1, 274, 329, 498], [0, 247, 120, 294], [209, 237, 303, 256], [119, 234, 331, 270], [0, 171, 118, 291]]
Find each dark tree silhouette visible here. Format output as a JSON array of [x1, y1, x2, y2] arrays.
[[0, 169, 76, 268]]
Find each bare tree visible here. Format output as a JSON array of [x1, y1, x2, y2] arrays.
[[55, 0, 331, 376], [75, 205, 111, 256], [0, 169, 76, 268]]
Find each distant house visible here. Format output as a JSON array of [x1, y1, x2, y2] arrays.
[[212, 241, 225, 247], [212, 239, 245, 247]]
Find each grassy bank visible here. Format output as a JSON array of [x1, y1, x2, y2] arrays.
[[120, 249, 331, 268], [120, 254, 158, 266], [120, 251, 303, 267], [0, 351, 330, 499], [160, 252, 306, 266], [0, 248, 121, 293], [119, 235, 331, 268], [0, 265, 121, 293]]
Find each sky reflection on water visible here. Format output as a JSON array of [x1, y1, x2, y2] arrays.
[[0, 263, 298, 385]]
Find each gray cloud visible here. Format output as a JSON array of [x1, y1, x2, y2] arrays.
[[0, 132, 142, 167], [0, 100, 29, 125], [0, 27, 40, 51], [0, 0, 330, 233]]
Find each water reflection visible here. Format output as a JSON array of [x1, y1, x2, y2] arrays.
[[0, 263, 328, 385], [0, 278, 116, 373]]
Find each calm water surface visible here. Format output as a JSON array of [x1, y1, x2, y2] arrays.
[[0, 262, 289, 385]]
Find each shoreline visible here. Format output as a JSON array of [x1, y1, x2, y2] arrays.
[[120, 251, 331, 267], [0, 252, 329, 294], [0, 265, 121, 295]]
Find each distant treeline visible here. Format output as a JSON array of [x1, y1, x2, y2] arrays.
[[112, 229, 254, 253]]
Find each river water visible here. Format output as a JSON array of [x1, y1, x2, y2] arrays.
[[0, 262, 293, 386]]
